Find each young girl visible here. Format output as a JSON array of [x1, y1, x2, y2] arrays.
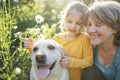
[[53, 1, 93, 80], [24, 1, 93, 80]]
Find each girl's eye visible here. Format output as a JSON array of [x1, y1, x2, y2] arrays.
[[76, 22, 81, 25], [67, 21, 72, 23], [66, 19, 72, 23]]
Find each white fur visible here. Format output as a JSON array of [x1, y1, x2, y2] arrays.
[[30, 39, 69, 80]]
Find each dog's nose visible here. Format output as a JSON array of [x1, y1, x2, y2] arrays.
[[36, 54, 46, 63]]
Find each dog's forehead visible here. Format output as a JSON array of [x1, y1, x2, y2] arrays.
[[34, 39, 59, 47]]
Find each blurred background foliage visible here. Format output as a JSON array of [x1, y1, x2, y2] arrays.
[[0, 0, 120, 80], [1, 0, 119, 33], [0, 0, 92, 33]]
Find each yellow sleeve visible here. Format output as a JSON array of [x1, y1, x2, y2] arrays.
[[68, 36, 93, 69]]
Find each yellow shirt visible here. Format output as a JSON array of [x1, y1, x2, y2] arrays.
[[53, 33, 93, 80]]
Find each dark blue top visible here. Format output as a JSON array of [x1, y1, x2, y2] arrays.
[[94, 46, 120, 80]]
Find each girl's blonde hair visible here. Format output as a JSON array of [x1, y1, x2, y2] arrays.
[[59, 1, 88, 31], [88, 1, 120, 46]]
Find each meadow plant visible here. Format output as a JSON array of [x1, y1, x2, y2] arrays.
[[18, 14, 60, 40], [0, 1, 31, 80], [0, 1, 60, 80]]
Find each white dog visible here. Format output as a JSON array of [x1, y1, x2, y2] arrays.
[[30, 39, 69, 80]]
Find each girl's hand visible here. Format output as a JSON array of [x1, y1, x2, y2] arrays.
[[60, 56, 70, 68], [24, 37, 35, 51]]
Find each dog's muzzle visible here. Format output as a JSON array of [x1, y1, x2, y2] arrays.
[[36, 54, 46, 64], [35, 54, 56, 79]]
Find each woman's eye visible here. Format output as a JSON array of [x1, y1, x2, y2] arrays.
[[96, 24, 101, 27]]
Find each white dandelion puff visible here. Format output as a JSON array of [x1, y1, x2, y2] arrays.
[[14, 67, 21, 75]]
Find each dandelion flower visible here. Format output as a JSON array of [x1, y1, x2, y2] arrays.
[[14, 32, 22, 37], [29, 28, 40, 35], [13, 25, 18, 30], [35, 15, 44, 23], [41, 25, 47, 33]]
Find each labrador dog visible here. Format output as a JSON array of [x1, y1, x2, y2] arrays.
[[30, 39, 69, 80]]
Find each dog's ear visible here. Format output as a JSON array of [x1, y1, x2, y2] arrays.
[[59, 44, 66, 57]]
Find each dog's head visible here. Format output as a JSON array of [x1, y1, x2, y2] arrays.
[[31, 39, 65, 78]]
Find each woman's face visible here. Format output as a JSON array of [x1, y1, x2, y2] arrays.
[[86, 17, 116, 45]]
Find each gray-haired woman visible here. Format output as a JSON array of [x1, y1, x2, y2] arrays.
[[82, 1, 120, 80]]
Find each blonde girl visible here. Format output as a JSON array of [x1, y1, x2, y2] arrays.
[[53, 1, 93, 80]]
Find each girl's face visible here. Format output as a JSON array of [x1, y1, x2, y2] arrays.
[[65, 13, 83, 37], [86, 17, 116, 45]]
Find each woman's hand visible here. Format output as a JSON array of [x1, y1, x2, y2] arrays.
[[60, 56, 70, 68]]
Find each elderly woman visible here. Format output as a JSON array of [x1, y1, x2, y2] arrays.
[[82, 1, 120, 80]]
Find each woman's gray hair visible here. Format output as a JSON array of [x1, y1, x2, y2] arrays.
[[88, 1, 120, 46]]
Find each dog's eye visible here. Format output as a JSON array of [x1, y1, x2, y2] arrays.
[[33, 47, 38, 52], [48, 45, 55, 50]]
